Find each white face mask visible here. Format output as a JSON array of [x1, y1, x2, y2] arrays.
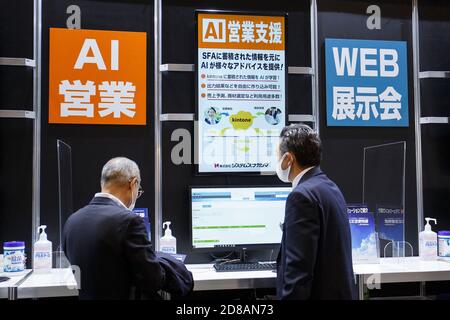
[[276, 153, 292, 183], [128, 199, 136, 211]]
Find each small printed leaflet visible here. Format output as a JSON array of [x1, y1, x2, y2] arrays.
[[347, 204, 379, 263], [376, 206, 405, 243], [132, 208, 151, 240]]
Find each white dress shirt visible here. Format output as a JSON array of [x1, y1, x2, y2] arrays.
[[94, 192, 129, 210], [292, 166, 315, 188]]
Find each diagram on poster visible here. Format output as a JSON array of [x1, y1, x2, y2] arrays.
[[197, 13, 286, 173]]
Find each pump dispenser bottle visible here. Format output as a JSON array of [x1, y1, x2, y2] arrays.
[[419, 218, 437, 261], [33, 225, 52, 269], [160, 221, 177, 254]]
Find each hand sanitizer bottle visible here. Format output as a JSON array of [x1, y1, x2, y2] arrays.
[[419, 218, 437, 261], [33, 225, 52, 269], [160, 221, 177, 254]]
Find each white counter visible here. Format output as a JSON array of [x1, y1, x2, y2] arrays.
[[354, 257, 450, 298], [16, 268, 78, 299], [186, 263, 276, 291], [186, 258, 450, 298], [2, 257, 449, 299], [0, 270, 32, 299]]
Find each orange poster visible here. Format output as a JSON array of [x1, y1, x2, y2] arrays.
[[198, 13, 285, 50], [49, 28, 147, 125]]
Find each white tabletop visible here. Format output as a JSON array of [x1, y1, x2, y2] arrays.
[[354, 257, 450, 283], [2, 257, 449, 298], [16, 268, 78, 299], [187, 264, 277, 291], [0, 270, 32, 299], [187, 257, 450, 291]]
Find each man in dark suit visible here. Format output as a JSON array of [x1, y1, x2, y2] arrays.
[[63, 157, 193, 299], [275, 124, 356, 300]]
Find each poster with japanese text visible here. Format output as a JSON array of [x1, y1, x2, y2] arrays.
[[347, 205, 379, 263], [49, 28, 146, 125], [132, 208, 151, 240], [325, 39, 408, 127], [197, 13, 286, 173], [376, 206, 404, 243]]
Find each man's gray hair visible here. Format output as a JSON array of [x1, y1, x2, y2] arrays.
[[100, 157, 141, 188]]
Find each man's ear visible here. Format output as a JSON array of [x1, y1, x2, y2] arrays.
[[287, 153, 297, 168], [129, 178, 137, 190], [286, 152, 293, 165], [282, 152, 292, 169]]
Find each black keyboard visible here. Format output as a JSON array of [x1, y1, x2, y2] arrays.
[[214, 262, 276, 272]]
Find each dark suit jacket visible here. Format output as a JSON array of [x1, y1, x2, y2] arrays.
[[276, 166, 356, 300], [63, 196, 193, 300]]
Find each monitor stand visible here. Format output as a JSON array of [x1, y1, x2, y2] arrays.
[[238, 247, 248, 263], [225, 248, 249, 264], [214, 248, 249, 264]]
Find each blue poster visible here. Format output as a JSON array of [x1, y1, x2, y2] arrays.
[[347, 205, 378, 263], [376, 206, 404, 243], [325, 38, 408, 127], [132, 208, 151, 240]]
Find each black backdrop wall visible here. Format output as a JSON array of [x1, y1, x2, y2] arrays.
[[317, 0, 419, 251], [162, 0, 422, 259], [161, 0, 312, 262], [0, 1, 34, 261], [419, 1, 450, 231], [40, 0, 155, 250], [1, 0, 449, 270]]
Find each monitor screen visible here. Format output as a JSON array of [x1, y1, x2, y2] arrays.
[[190, 186, 291, 250]]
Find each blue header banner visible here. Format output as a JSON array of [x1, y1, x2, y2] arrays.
[[325, 38, 409, 127]]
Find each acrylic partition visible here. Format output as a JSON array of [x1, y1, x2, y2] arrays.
[[363, 141, 408, 260], [55, 139, 73, 268]]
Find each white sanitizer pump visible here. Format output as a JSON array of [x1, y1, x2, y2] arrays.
[[33, 225, 53, 269], [160, 221, 177, 254], [419, 218, 438, 261]]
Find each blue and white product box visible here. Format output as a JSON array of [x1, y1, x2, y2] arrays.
[[347, 205, 378, 262], [3, 241, 26, 272], [438, 231, 450, 258], [132, 208, 151, 240], [376, 206, 405, 243], [325, 38, 408, 127]]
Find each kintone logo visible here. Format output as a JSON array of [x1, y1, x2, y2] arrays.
[[202, 19, 226, 43]]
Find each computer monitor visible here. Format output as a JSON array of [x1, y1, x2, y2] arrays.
[[190, 186, 291, 252]]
